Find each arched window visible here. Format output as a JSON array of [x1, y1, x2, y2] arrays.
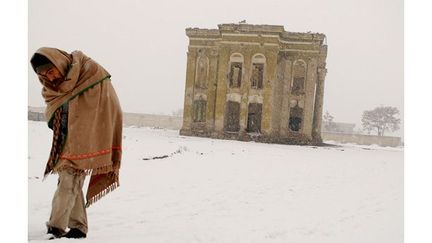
[[228, 53, 244, 88], [195, 55, 209, 88], [246, 103, 262, 133], [291, 60, 306, 94], [251, 54, 266, 89]]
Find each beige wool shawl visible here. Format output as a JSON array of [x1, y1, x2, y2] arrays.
[[31, 47, 123, 207]]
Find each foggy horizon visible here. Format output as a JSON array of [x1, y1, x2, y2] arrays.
[[28, 0, 403, 135]]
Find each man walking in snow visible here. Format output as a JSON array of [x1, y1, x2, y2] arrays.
[[30, 47, 123, 239]]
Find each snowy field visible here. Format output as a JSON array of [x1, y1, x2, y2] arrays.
[[28, 121, 403, 243]]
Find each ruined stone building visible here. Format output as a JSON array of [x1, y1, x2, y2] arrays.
[[180, 23, 328, 145]]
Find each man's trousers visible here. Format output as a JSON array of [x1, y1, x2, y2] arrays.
[[47, 168, 88, 234]]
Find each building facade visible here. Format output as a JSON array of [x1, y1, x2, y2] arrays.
[[180, 23, 328, 145]]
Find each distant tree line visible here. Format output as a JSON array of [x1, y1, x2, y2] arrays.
[[323, 105, 401, 136]]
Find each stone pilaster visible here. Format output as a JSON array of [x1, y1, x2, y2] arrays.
[[180, 50, 197, 134], [213, 48, 230, 132], [312, 67, 327, 143], [302, 58, 318, 139], [206, 48, 219, 131], [279, 57, 292, 136], [261, 47, 278, 136], [239, 51, 251, 136]]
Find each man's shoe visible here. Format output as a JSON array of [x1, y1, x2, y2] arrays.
[[63, 228, 87, 239], [47, 226, 64, 239]]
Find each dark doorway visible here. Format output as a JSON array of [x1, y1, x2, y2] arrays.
[[225, 101, 240, 132], [246, 103, 262, 133], [289, 104, 303, 132]]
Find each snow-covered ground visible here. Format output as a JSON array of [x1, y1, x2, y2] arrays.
[[28, 121, 403, 243]]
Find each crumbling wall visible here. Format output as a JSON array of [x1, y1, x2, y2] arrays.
[[322, 132, 402, 147], [181, 23, 327, 146]]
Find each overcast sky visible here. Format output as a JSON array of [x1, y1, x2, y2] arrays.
[[28, 0, 403, 134]]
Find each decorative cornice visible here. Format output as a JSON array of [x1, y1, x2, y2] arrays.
[[187, 24, 326, 43], [186, 24, 327, 52]]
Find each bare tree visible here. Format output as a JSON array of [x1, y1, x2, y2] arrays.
[[323, 111, 337, 132], [361, 106, 400, 136]]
